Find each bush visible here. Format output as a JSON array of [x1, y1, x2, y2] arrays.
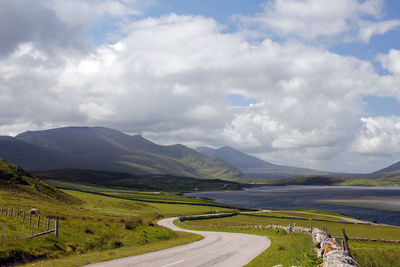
[[83, 228, 94, 234], [110, 241, 123, 249], [122, 218, 143, 230]]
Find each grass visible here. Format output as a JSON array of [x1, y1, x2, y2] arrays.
[[265, 174, 400, 187], [36, 168, 245, 192], [23, 231, 201, 267], [104, 191, 217, 204], [0, 188, 234, 266], [65, 190, 235, 220], [350, 240, 400, 267], [186, 214, 400, 240], [174, 220, 321, 267], [179, 213, 400, 266], [250, 210, 352, 222]]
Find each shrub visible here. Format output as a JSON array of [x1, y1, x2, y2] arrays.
[[110, 241, 123, 249]]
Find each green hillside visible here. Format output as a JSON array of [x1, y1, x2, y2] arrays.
[[267, 174, 400, 187], [0, 159, 79, 204], [0, 127, 242, 180], [33, 169, 245, 192]]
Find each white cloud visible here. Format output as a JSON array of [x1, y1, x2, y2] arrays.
[[236, 0, 396, 43], [0, 2, 400, 173], [377, 49, 400, 75], [351, 116, 400, 155], [358, 19, 400, 42]]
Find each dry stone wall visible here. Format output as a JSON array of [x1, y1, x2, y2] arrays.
[[179, 214, 359, 267]]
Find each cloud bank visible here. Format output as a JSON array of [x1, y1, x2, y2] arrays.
[[1, 0, 400, 172]]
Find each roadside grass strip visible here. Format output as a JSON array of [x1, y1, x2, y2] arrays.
[[178, 213, 400, 267], [0, 189, 224, 266]]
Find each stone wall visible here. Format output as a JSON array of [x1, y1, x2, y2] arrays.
[[179, 214, 359, 267]]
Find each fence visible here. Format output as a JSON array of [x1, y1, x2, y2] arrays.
[[0, 206, 59, 241]]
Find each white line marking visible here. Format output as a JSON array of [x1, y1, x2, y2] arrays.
[[160, 259, 185, 267]]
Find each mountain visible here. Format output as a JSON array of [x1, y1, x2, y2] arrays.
[[0, 127, 241, 179], [196, 146, 337, 179], [370, 160, 400, 182], [0, 159, 78, 203], [196, 146, 275, 169], [372, 160, 400, 176]]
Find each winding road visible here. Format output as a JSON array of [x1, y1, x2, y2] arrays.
[[85, 217, 270, 267]]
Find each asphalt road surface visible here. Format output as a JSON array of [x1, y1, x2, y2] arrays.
[[85, 217, 270, 267]]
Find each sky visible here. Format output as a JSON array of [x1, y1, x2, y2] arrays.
[[0, 0, 400, 173]]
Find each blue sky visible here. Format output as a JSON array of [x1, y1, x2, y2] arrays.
[[86, 0, 400, 113]]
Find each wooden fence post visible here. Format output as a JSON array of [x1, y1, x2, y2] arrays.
[[37, 216, 40, 228], [29, 213, 32, 226], [31, 223, 35, 238], [22, 211, 25, 224], [10, 208, 13, 218], [46, 218, 50, 231], [16, 208, 19, 220], [2, 224, 4, 241], [5, 208, 8, 217], [342, 227, 349, 252], [55, 219, 59, 238]]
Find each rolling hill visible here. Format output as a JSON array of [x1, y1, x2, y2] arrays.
[[372, 160, 400, 176], [196, 146, 334, 179], [0, 159, 78, 203], [0, 127, 241, 180], [33, 169, 245, 192]]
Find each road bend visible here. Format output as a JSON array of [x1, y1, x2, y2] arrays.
[[85, 217, 270, 267]]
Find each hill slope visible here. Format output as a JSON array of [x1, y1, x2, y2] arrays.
[[1, 127, 241, 179], [33, 169, 245, 192], [373, 160, 400, 176], [0, 159, 78, 203], [196, 146, 333, 179]]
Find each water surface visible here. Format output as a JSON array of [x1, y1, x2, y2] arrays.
[[186, 186, 400, 226]]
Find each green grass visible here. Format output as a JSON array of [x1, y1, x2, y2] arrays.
[[105, 191, 217, 204], [350, 240, 400, 267], [0, 188, 234, 266], [250, 210, 352, 222], [265, 174, 400, 187], [64, 190, 235, 220], [23, 231, 202, 267], [36, 168, 245, 192], [175, 220, 320, 267], [180, 214, 400, 240], [179, 214, 400, 266]]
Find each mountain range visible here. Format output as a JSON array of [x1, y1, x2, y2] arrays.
[[196, 146, 353, 179], [0, 126, 399, 181], [0, 127, 241, 180]]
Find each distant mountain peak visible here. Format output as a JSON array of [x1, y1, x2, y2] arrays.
[[1, 126, 242, 180], [195, 145, 340, 179]]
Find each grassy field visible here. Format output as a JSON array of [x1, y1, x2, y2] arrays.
[[35, 167, 244, 192], [104, 191, 216, 204], [0, 188, 235, 266], [350, 240, 400, 266], [178, 213, 400, 266], [183, 214, 400, 240], [264, 174, 400, 187], [249, 210, 354, 222], [175, 220, 321, 266]]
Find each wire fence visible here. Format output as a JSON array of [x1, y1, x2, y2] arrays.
[[0, 206, 58, 241]]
